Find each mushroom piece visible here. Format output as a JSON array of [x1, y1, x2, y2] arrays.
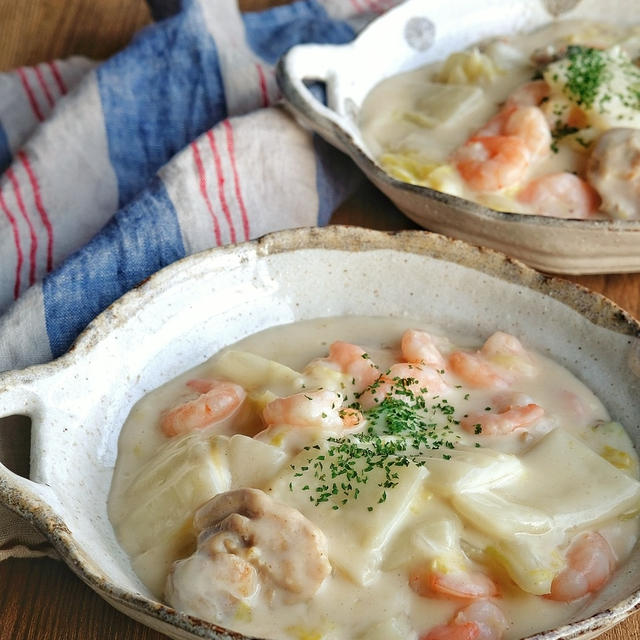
[[530, 44, 567, 69], [165, 488, 331, 621], [586, 127, 640, 220]]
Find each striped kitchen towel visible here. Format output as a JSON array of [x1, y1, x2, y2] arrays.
[[0, 0, 402, 558]]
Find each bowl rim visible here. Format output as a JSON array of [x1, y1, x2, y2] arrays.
[[1, 226, 640, 640]]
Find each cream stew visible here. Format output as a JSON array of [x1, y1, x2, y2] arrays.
[[359, 21, 640, 219], [108, 316, 640, 640]]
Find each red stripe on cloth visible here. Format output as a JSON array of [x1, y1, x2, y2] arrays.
[[17, 68, 44, 122], [0, 189, 24, 300], [255, 63, 270, 108], [33, 65, 55, 108], [191, 141, 222, 245], [19, 151, 54, 273], [350, 0, 364, 12], [222, 120, 250, 241], [7, 167, 38, 286], [48, 61, 67, 95], [363, 0, 382, 13], [206, 130, 237, 245]]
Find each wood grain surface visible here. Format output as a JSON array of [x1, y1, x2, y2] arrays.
[[0, 1, 638, 639]]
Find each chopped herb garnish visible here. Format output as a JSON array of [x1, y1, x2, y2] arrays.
[[289, 375, 463, 510], [550, 123, 579, 153], [564, 46, 610, 109], [550, 45, 640, 127]]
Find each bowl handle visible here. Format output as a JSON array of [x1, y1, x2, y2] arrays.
[[0, 374, 59, 518], [276, 43, 353, 155]]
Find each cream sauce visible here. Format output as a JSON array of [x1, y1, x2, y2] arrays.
[[108, 316, 640, 640], [359, 20, 640, 219]]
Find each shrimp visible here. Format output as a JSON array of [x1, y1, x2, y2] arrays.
[[480, 331, 536, 377], [505, 80, 550, 109], [455, 81, 552, 193], [548, 532, 616, 602], [326, 341, 380, 391], [480, 332, 525, 357], [390, 362, 449, 393], [503, 106, 551, 159], [256, 391, 362, 452], [448, 351, 509, 390], [517, 172, 601, 219], [475, 79, 549, 130], [474, 105, 551, 158], [421, 623, 480, 640], [461, 403, 544, 436], [421, 600, 508, 640], [358, 362, 448, 409], [340, 407, 363, 428], [160, 379, 246, 437], [401, 329, 447, 369], [410, 565, 498, 600], [472, 109, 510, 138], [261, 389, 348, 430], [454, 136, 531, 192], [186, 378, 219, 394], [454, 600, 508, 640]]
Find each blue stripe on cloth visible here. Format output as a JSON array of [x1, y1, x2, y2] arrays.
[[43, 177, 185, 358], [243, 0, 355, 65], [97, 0, 226, 207], [313, 135, 362, 226], [0, 121, 12, 174]]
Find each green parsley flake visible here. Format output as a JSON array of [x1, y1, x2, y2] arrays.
[[289, 376, 463, 510], [564, 46, 610, 109], [550, 123, 580, 153]]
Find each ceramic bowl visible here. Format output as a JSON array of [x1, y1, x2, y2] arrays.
[[0, 227, 640, 640], [276, 0, 640, 275]]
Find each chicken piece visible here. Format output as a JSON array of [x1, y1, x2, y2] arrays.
[[166, 488, 331, 621], [586, 128, 640, 220], [195, 488, 331, 598]]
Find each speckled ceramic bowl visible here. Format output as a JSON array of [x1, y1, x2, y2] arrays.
[[277, 0, 640, 275], [0, 227, 639, 639]]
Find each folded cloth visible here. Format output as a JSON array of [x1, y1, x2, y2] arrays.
[[0, 0, 401, 559]]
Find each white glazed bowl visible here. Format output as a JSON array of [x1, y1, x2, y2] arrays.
[[276, 0, 640, 275], [0, 227, 640, 640]]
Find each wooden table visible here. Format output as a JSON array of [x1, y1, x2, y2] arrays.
[[0, 1, 639, 639]]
